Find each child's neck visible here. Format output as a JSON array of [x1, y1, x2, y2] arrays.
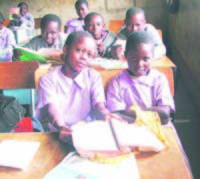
[[61, 65, 81, 79]]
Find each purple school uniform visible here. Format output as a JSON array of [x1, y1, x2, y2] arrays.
[[107, 69, 175, 112], [0, 26, 16, 61], [65, 18, 84, 34], [36, 66, 105, 131]]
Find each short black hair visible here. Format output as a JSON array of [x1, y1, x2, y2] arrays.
[[125, 31, 154, 54], [0, 12, 5, 23], [40, 14, 61, 31], [75, 0, 89, 10], [125, 7, 145, 20], [17, 2, 28, 10], [64, 31, 93, 47], [84, 12, 103, 25]]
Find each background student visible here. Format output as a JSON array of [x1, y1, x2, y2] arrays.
[[0, 12, 16, 62], [84, 12, 116, 58], [107, 31, 175, 125], [36, 31, 120, 141], [12, 2, 35, 40], [112, 7, 166, 60], [24, 14, 67, 52], [65, 0, 89, 34]]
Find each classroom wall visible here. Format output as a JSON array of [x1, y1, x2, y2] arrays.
[[164, 0, 200, 111], [0, 0, 134, 30]]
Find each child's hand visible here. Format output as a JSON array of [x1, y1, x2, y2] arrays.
[[59, 126, 72, 143], [97, 43, 105, 55], [111, 45, 123, 59]]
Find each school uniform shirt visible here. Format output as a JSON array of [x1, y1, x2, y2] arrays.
[[19, 12, 35, 39], [36, 66, 105, 131], [65, 18, 84, 34], [24, 32, 67, 51], [118, 24, 166, 60], [0, 26, 16, 62], [106, 69, 175, 113], [95, 30, 116, 58]]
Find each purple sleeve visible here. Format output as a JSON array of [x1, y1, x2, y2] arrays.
[[37, 75, 58, 110], [106, 78, 126, 112], [155, 74, 175, 112], [90, 70, 106, 107]]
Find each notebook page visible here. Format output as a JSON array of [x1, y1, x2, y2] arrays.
[[72, 121, 118, 152], [0, 140, 40, 170]]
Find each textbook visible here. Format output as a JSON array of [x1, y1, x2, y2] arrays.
[[89, 57, 128, 70], [0, 140, 40, 170], [72, 119, 165, 157], [15, 46, 64, 65], [43, 152, 140, 179]]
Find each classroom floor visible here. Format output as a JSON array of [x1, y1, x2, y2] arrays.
[[173, 71, 200, 179]]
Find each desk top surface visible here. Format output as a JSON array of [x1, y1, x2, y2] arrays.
[[0, 124, 192, 179]]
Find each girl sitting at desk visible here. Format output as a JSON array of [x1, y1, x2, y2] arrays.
[[65, 0, 89, 34]]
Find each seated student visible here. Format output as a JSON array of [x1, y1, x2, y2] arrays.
[[111, 7, 166, 60], [0, 12, 16, 62], [36, 31, 120, 141], [107, 31, 175, 125], [65, 0, 89, 34], [12, 2, 34, 40], [24, 14, 67, 52], [84, 12, 116, 58]]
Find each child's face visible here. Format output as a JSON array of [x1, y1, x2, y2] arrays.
[[42, 21, 60, 47], [76, 3, 89, 20], [85, 15, 104, 40], [126, 43, 153, 77], [125, 13, 146, 35], [64, 36, 96, 73], [20, 4, 28, 16]]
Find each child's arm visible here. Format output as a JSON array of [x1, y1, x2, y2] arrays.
[[146, 24, 166, 59], [0, 29, 16, 62]]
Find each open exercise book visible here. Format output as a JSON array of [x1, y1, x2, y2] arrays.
[[72, 119, 165, 155], [43, 152, 140, 179], [15, 46, 63, 65], [0, 140, 40, 170]]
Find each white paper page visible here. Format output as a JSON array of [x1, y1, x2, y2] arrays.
[[89, 57, 128, 70], [112, 119, 165, 152], [0, 140, 40, 170], [72, 121, 118, 152], [43, 152, 140, 179]]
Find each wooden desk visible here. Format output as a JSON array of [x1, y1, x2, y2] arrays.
[[0, 123, 192, 179]]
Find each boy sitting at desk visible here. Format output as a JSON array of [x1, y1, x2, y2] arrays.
[[24, 14, 67, 52], [65, 0, 89, 33], [11, 2, 34, 40], [111, 7, 166, 60], [107, 31, 175, 125], [84, 12, 116, 58], [36, 31, 120, 141], [0, 12, 16, 62]]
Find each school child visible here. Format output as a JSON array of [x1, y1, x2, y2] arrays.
[[36, 31, 120, 141], [107, 31, 175, 125], [84, 12, 116, 58], [12, 2, 35, 40], [112, 7, 166, 60], [65, 0, 89, 33], [0, 12, 16, 61], [24, 14, 67, 51]]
